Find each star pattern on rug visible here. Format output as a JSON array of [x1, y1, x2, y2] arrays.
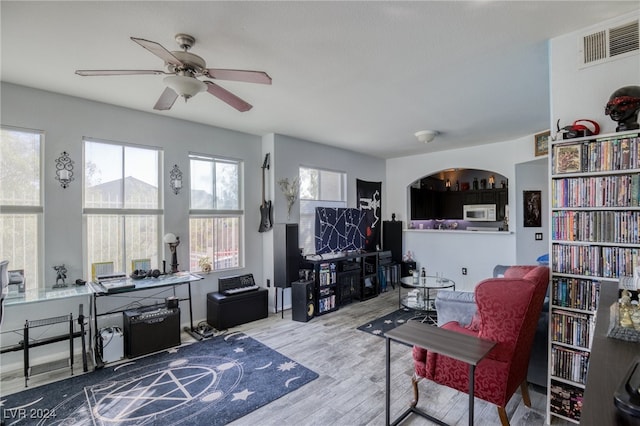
[[372, 329, 383, 335], [234, 347, 245, 353], [231, 389, 254, 401], [384, 319, 393, 324], [277, 361, 298, 372]]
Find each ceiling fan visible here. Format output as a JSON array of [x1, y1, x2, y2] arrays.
[[75, 33, 271, 112]]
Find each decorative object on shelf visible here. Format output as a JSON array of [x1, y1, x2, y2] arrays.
[[277, 176, 299, 220], [445, 179, 451, 190], [553, 143, 582, 174], [605, 85, 640, 132], [523, 190, 541, 227], [534, 130, 550, 156], [489, 175, 495, 188], [169, 164, 182, 195], [54, 151, 74, 188], [198, 256, 212, 274], [503, 204, 509, 232], [414, 130, 439, 143], [53, 264, 68, 288], [163, 233, 180, 273], [472, 177, 479, 190], [556, 118, 600, 140]]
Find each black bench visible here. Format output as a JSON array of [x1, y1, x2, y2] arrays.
[[206, 274, 268, 330]]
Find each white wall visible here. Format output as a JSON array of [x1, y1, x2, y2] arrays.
[[550, 11, 640, 137], [515, 157, 549, 264], [266, 134, 386, 310], [1, 82, 264, 369], [385, 135, 542, 290]]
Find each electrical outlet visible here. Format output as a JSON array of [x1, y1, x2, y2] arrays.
[[535, 233, 543, 241], [462, 267, 467, 275]]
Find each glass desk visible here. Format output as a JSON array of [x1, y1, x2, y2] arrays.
[[89, 272, 204, 368], [399, 275, 455, 324], [4, 285, 91, 306]]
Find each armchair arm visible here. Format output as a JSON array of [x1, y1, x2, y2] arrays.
[[434, 290, 477, 327]]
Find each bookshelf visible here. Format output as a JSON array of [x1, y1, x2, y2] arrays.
[[302, 251, 381, 316], [548, 130, 640, 424]]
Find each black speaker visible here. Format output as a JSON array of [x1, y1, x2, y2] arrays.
[[123, 306, 180, 358], [383, 220, 403, 263], [291, 279, 315, 322], [274, 223, 301, 288]]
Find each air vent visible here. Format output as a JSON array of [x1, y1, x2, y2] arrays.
[[579, 19, 639, 68], [610, 20, 639, 57]]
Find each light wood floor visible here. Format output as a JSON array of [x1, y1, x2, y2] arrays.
[[1, 289, 570, 425]]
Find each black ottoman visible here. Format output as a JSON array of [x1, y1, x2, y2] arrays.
[[207, 289, 268, 330]]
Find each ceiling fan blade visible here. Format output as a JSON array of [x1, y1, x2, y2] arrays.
[[131, 37, 183, 67], [75, 69, 166, 76], [204, 81, 253, 112], [205, 69, 272, 85], [153, 87, 179, 111]]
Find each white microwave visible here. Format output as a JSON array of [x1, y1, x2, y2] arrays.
[[463, 204, 497, 221]]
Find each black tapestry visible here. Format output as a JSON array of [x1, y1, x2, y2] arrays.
[[357, 179, 381, 251]]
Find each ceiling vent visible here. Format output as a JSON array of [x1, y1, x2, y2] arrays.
[[579, 19, 639, 68]]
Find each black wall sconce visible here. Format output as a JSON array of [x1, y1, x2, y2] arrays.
[[169, 164, 183, 195], [55, 151, 74, 188]]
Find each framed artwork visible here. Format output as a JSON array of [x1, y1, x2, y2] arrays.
[[132, 258, 151, 271], [553, 144, 582, 174], [91, 261, 114, 281], [523, 190, 542, 227], [534, 130, 550, 156]]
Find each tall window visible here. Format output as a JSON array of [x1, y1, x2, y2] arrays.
[[0, 127, 43, 289], [189, 154, 243, 271], [83, 139, 162, 277], [299, 167, 347, 255]]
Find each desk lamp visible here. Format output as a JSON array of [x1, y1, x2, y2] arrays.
[[163, 233, 180, 273]]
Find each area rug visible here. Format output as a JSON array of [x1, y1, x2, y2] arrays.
[[356, 308, 426, 337], [0, 332, 318, 425]]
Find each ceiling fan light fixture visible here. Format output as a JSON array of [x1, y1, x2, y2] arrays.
[[415, 130, 439, 143], [163, 75, 206, 100]]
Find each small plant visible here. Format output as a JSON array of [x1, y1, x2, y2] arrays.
[[198, 256, 212, 273]]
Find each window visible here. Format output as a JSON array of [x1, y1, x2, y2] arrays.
[[189, 154, 243, 271], [299, 167, 347, 255], [0, 127, 43, 289], [83, 139, 162, 276]]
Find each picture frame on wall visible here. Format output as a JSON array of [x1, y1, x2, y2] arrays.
[[523, 190, 542, 227], [534, 130, 550, 156]]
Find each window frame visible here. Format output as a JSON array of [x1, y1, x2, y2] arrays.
[[298, 166, 347, 255], [0, 126, 45, 288], [82, 137, 164, 277], [188, 153, 244, 272]]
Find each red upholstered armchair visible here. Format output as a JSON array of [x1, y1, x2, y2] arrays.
[[412, 266, 549, 426]]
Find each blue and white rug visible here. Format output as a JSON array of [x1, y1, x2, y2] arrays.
[[1, 332, 318, 425], [356, 308, 426, 337]]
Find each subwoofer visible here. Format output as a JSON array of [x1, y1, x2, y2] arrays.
[[291, 279, 315, 322]]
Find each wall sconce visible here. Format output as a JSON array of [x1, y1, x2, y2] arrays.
[[55, 151, 74, 188], [169, 164, 183, 195], [445, 179, 451, 190]]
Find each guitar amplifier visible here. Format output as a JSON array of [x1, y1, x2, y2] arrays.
[[123, 305, 180, 358]]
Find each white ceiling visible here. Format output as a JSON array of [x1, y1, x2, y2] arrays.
[[1, 1, 638, 159]]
